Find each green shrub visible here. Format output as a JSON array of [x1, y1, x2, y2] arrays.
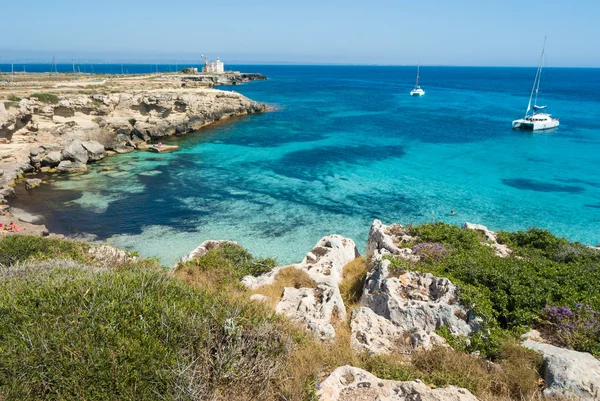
[[0, 260, 290, 400], [7, 95, 21, 101], [176, 242, 277, 288], [31, 92, 59, 104], [0, 235, 90, 266], [390, 223, 600, 356]]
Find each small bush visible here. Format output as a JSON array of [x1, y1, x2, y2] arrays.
[[31, 92, 59, 104], [0, 235, 90, 266], [174, 243, 277, 291], [7, 95, 21, 101], [339, 257, 368, 309], [539, 304, 600, 357], [412, 242, 450, 262]]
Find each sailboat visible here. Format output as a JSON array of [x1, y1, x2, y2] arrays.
[[410, 65, 425, 96], [512, 38, 559, 131]]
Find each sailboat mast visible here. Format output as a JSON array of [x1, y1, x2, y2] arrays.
[[533, 37, 547, 110], [415, 65, 420, 87], [525, 38, 546, 118]]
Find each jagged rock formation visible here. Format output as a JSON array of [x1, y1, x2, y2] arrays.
[[463, 222, 511, 257], [366, 219, 419, 262], [243, 235, 359, 340], [318, 365, 479, 401], [522, 333, 600, 401], [349, 220, 481, 355]]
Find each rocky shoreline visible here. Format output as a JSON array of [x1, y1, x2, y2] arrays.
[[0, 72, 268, 234]]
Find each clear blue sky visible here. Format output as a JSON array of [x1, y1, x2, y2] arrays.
[[2, 0, 599, 66]]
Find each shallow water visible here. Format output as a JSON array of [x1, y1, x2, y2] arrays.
[[12, 65, 600, 264]]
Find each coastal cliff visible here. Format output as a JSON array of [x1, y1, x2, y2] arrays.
[[0, 72, 268, 206]]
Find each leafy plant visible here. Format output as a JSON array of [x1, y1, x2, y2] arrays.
[[31, 92, 59, 104]]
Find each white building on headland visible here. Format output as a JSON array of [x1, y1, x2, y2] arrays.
[[202, 55, 224, 73]]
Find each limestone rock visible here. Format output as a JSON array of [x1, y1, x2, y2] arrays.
[[318, 365, 479, 401], [350, 307, 405, 355], [463, 222, 511, 258], [25, 178, 42, 190], [243, 234, 359, 340], [359, 259, 479, 352], [367, 219, 419, 262], [10, 207, 45, 225], [523, 340, 600, 400], [41, 151, 63, 167], [61, 140, 89, 164], [81, 140, 106, 161], [57, 160, 88, 174], [275, 285, 344, 340], [179, 240, 237, 264], [249, 294, 271, 303]]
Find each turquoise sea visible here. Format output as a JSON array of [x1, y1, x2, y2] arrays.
[[11, 65, 600, 264]]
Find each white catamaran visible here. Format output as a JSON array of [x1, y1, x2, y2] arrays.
[[512, 38, 559, 131], [410, 65, 425, 96]]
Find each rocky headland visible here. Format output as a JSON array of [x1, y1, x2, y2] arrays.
[[0, 72, 268, 232]]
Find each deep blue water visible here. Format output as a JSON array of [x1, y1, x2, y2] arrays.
[[10, 65, 600, 264]]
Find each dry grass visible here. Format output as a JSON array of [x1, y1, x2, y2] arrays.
[[253, 266, 317, 307], [339, 257, 368, 311], [411, 343, 543, 401]]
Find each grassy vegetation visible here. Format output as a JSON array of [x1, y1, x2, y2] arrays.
[[31, 92, 59, 104], [7, 95, 21, 101], [388, 222, 600, 357], [2, 231, 588, 400]]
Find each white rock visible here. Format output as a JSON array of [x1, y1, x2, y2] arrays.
[[350, 307, 404, 355], [275, 285, 345, 341], [318, 365, 480, 401], [366, 220, 419, 262], [243, 234, 359, 340], [81, 140, 106, 161], [523, 340, 600, 400], [249, 294, 271, 303], [463, 222, 511, 258], [358, 259, 479, 353]]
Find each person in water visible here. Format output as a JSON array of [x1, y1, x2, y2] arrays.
[[451, 210, 456, 215]]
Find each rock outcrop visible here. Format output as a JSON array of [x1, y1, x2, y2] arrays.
[[0, 85, 268, 195], [243, 235, 359, 340], [366, 219, 419, 262], [355, 259, 476, 354], [523, 338, 600, 401], [349, 220, 481, 355], [463, 222, 511, 257], [318, 365, 479, 401]]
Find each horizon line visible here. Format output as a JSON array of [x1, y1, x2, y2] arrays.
[[1, 61, 600, 69]]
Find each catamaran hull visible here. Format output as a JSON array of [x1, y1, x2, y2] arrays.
[[410, 90, 425, 96], [512, 119, 560, 131]]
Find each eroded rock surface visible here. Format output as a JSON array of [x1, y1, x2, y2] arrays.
[[243, 234, 359, 340], [523, 339, 600, 401], [366, 219, 419, 262], [318, 365, 479, 401], [355, 259, 476, 354]]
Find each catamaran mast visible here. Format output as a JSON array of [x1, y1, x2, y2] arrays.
[[526, 37, 546, 117], [533, 37, 547, 110], [415, 65, 420, 87]]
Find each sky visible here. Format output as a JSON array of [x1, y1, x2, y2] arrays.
[[2, 0, 599, 67]]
